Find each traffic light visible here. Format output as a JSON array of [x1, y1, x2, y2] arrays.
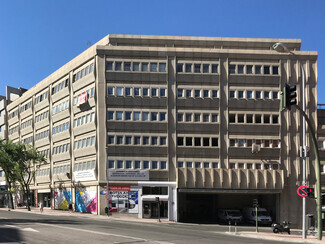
[[307, 188, 315, 198], [280, 84, 297, 111]]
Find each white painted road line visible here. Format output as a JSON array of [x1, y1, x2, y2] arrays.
[[4, 225, 39, 232], [36, 223, 147, 242]]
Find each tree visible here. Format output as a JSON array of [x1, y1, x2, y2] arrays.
[[13, 144, 46, 211], [0, 139, 19, 209]]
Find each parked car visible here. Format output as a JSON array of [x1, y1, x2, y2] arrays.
[[242, 207, 272, 225], [217, 209, 243, 224]]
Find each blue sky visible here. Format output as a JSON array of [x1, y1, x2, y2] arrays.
[[0, 0, 324, 102]]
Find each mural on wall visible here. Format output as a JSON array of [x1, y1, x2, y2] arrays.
[[54, 188, 71, 210], [75, 186, 97, 213]]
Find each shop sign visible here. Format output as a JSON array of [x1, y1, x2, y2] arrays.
[[0, 181, 6, 186], [77, 91, 88, 107], [107, 170, 149, 181], [74, 170, 96, 182], [109, 186, 130, 191]]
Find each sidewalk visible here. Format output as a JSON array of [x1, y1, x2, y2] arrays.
[[1, 207, 325, 243]]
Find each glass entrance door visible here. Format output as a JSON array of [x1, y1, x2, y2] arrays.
[[143, 201, 168, 219]]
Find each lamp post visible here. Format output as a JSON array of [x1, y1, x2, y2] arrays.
[[273, 42, 321, 240]]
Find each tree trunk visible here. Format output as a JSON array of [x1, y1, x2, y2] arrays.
[[5, 177, 14, 209], [26, 185, 31, 211]]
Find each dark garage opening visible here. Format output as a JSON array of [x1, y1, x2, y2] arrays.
[[178, 191, 278, 224]]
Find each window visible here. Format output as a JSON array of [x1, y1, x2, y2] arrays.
[[177, 63, 183, 72], [142, 62, 148, 72], [211, 114, 218, 122], [272, 115, 279, 124], [186, 162, 193, 168], [194, 113, 201, 122], [186, 89, 192, 98], [229, 65, 236, 74], [212, 162, 219, 168], [238, 114, 244, 123], [133, 62, 140, 71], [116, 87, 123, 96], [255, 115, 262, 123], [160, 88, 166, 97], [106, 61, 113, 70], [160, 137, 166, 145], [238, 91, 244, 99], [116, 136, 123, 145], [212, 90, 218, 98], [229, 91, 235, 98], [177, 89, 183, 97], [126, 161, 132, 169], [116, 111, 123, 120], [195, 90, 201, 98], [159, 63, 166, 72], [212, 138, 218, 147], [272, 66, 279, 75], [195, 162, 201, 168], [247, 91, 253, 99], [272, 91, 278, 99], [255, 91, 261, 99], [134, 161, 141, 169], [143, 161, 149, 169], [152, 161, 158, 169], [117, 160, 123, 169], [124, 62, 131, 71], [204, 162, 210, 168], [229, 139, 236, 147], [264, 115, 270, 124], [134, 112, 140, 121], [264, 66, 270, 74], [264, 91, 270, 99], [108, 160, 115, 169], [125, 136, 132, 145], [194, 64, 201, 73], [143, 88, 149, 96], [247, 65, 253, 74], [160, 161, 167, 169], [238, 65, 244, 74], [178, 161, 184, 168], [186, 137, 192, 146], [143, 136, 149, 145], [125, 87, 131, 96], [185, 113, 192, 122], [151, 137, 158, 145], [108, 136, 114, 144], [150, 63, 157, 72], [134, 88, 140, 96], [203, 137, 209, 146], [151, 88, 157, 97], [229, 114, 236, 123], [125, 112, 132, 120], [185, 64, 192, 72], [247, 114, 253, 123], [159, 112, 166, 121], [255, 65, 261, 74], [151, 112, 158, 121], [211, 64, 218, 73], [134, 136, 141, 145], [203, 90, 209, 98], [177, 137, 184, 146], [177, 113, 183, 122], [203, 64, 209, 73], [115, 62, 122, 71], [142, 112, 149, 121], [194, 137, 201, 146], [203, 114, 209, 122]]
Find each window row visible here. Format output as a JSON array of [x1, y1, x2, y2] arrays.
[[106, 61, 166, 73], [229, 139, 280, 148], [74, 160, 96, 172], [36, 168, 50, 177], [52, 79, 69, 95], [52, 121, 70, 135], [20, 101, 32, 113], [177, 161, 219, 169], [53, 143, 70, 155], [107, 135, 167, 146], [228, 162, 280, 170], [73, 63, 94, 82], [73, 112, 95, 128], [107, 159, 167, 170], [107, 111, 167, 122], [22, 136, 33, 144], [318, 140, 325, 149], [8, 125, 19, 135], [35, 111, 49, 123], [8, 109, 18, 119], [73, 87, 95, 105], [177, 136, 218, 147], [34, 91, 49, 105], [35, 130, 49, 141], [229, 113, 279, 124], [177, 63, 219, 74], [107, 86, 166, 98], [230, 90, 278, 100], [229, 64, 279, 75], [53, 164, 70, 175], [38, 149, 50, 158], [21, 119, 33, 129], [177, 112, 218, 123], [73, 136, 96, 150], [52, 99, 69, 115], [177, 88, 218, 99]]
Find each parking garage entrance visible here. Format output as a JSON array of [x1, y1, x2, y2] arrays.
[[178, 189, 279, 224]]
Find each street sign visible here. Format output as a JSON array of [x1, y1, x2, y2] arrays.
[[105, 194, 112, 200], [297, 185, 310, 197]]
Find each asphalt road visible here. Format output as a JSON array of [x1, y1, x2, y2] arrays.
[[0, 210, 290, 244]]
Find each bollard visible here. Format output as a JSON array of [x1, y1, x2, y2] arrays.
[[229, 221, 231, 232], [235, 221, 237, 234]]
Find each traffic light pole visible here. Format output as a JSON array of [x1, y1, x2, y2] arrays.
[[293, 104, 322, 241]]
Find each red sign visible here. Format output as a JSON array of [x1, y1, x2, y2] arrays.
[[77, 91, 88, 106], [297, 185, 310, 197], [105, 194, 111, 200], [109, 186, 130, 191]]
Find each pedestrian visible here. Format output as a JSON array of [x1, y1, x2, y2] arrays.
[[39, 202, 43, 213]]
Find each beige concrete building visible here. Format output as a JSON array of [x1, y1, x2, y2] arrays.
[[4, 34, 319, 226]]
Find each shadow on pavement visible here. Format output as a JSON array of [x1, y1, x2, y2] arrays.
[[0, 228, 22, 243]]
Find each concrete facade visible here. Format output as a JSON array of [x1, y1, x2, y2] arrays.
[[3, 34, 320, 226]]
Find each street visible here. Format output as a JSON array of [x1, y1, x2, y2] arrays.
[[0, 210, 287, 244]]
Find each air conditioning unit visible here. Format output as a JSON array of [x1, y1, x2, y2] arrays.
[[252, 143, 261, 153]]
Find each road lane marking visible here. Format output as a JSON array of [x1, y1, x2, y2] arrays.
[[0, 217, 9, 219], [4, 225, 39, 232], [36, 223, 147, 242]]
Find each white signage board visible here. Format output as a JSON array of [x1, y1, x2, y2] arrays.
[[74, 170, 96, 182], [107, 170, 149, 181]]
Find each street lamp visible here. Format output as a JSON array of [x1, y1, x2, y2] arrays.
[[273, 42, 322, 240]]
